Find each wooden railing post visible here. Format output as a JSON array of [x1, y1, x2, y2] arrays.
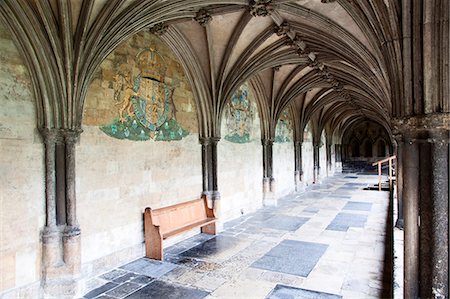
[[372, 155, 396, 191]]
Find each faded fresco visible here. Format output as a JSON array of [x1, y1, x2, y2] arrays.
[[275, 109, 293, 143], [223, 83, 256, 143], [84, 32, 196, 141]]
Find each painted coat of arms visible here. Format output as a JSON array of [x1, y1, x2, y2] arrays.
[[101, 48, 188, 141], [275, 109, 292, 143], [223, 84, 255, 143]]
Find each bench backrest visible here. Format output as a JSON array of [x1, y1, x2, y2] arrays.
[[147, 197, 213, 234]]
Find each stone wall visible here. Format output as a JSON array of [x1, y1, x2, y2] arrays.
[[78, 32, 203, 278], [273, 142, 295, 196], [218, 83, 263, 221], [0, 21, 44, 297], [273, 109, 295, 196]]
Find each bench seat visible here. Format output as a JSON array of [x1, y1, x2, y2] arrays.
[[144, 196, 216, 260]]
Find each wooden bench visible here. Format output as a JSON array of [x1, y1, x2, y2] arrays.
[[144, 196, 216, 260]]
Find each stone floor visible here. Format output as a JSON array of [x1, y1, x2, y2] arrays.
[[82, 173, 390, 299]]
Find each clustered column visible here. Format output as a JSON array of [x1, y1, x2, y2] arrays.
[[397, 120, 449, 298], [313, 142, 321, 184], [200, 137, 221, 200], [39, 128, 82, 296], [262, 139, 277, 205], [294, 140, 305, 192]]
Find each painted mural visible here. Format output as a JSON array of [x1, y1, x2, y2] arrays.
[[100, 48, 188, 141], [84, 32, 197, 141], [275, 109, 293, 143], [223, 83, 256, 143]]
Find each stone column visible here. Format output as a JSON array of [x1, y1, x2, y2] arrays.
[[294, 141, 305, 192], [199, 137, 210, 196], [262, 139, 276, 206], [62, 130, 81, 274], [402, 134, 420, 299], [313, 143, 321, 184], [199, 137, 222, 230], [40, 128, 63, 270], [335, 144, 342, 172], [393, 134, 404, 228], [421, 130, 449, 298], [326, 144, 332, 176]]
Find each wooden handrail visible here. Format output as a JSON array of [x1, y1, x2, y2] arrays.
[[372, 155, 396, 166], [372, 155, 396, 191]]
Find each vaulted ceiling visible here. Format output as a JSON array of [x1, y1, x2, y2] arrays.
[[1, 0, 447, 142]]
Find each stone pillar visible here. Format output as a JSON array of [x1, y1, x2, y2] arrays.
[[393, 134, 404, 228], [200, 137, 210, 194], [402, 134, 420, 299], [199, 137, 222, 230], [39, 128, 83, 298], [62, 130, 81, 275], [394, 115, 449, 298], [335, 144, 342, 172], [262, 139, 277, 206], [40, 128, 63, 273], [326, 143, 332, 176], [313, 143, 321, 184], [294, 141, 305, 192], [420, 130, 449, 298]]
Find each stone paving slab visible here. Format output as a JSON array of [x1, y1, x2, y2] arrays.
[[124, 280, 209, 299], [343, 201, 373, 211], [326, 213, 368, 231], [120, 258, 177, 278], [266, 284, 342, 299], [251, 240, 328, 277]]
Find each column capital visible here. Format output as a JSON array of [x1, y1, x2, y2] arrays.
[[63, 129, 83, 145], [39, 128, 59, 144], [392, 113, 450, 144], [199, 136, 220, 145], [261, 139, 274, 146]]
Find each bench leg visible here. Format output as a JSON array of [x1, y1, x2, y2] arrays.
[[145, 227, 164, 260], [201, 223, 216, 235]]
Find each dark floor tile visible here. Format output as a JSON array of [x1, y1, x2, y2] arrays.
[[124, 280, 209, 299], [266, 284, 342, 299], [99, 269, 129, 281], [165, 233, 216, 255], [343, 201, 372, 211], [129, 275, 154, 285], [251, 240, 328, 277], [105, 282, 141, 298], [326, 212, 368, 231], [261, 215, 309, 231], [84, 282, 118, 299], [120, 258, 177, 278], [180, 235, 241, 259], [112, 272, 140, 284]]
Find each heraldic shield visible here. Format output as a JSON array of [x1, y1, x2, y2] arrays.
[[100, 47, 189, 141]]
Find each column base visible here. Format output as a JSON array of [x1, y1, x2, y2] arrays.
[[42, 225, 82, 298]]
